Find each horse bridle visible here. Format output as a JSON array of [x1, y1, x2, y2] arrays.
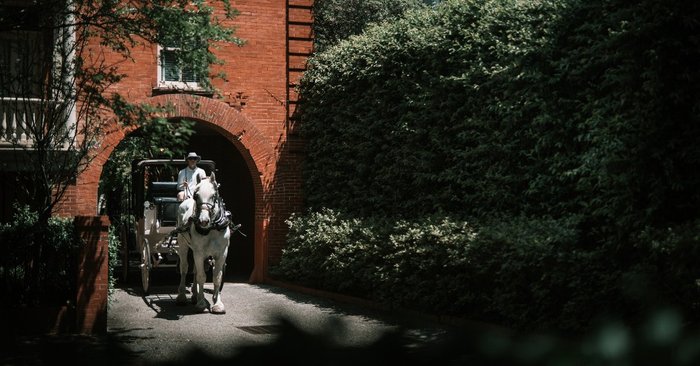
[[193, 180, 225, 228]]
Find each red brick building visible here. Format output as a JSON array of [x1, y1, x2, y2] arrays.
[[1, 0, 313, 283]]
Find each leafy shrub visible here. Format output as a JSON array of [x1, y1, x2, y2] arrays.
[[272, 208, 379, 295], [0, 205, 81, 307], [274, 210, 700, 331], [274, 210, 619, 330], [108, 225, 120, 303]]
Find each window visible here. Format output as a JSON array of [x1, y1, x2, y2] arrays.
[[155, 11, 209, 91], [0, 3, 76, 147], [158, 45, 200, 87], [0, 4, 48, 98], [0, 31, 44, 97]]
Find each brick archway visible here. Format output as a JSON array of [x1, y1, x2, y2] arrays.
[[71, 94, 275, 283]]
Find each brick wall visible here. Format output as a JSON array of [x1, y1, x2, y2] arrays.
[[74, 215, 111, 334], [57, 1, 313, 283]]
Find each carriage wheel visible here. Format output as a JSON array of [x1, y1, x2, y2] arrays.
[[140, 239, 151, 295]]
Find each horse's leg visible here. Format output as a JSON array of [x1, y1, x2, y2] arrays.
[[190, 257, 198, 304], [210, 255, 227, 314], [192, 250, 208, 312], [175, 234, 190, 305], [177, 198, 195, 230], [176, 200, 197, 304], [210, 233, 229, 314]]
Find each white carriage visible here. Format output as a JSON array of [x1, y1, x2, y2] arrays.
[[131, 158, 216, 294]]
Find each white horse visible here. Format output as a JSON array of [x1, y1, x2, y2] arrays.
[[175, 172, 231, 314]]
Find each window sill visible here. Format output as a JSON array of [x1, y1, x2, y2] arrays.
[[152, 84, 214, 97]]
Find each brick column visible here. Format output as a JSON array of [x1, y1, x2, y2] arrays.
[[74, 215, 111, 334]]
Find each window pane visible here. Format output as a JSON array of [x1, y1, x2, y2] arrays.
[[161, 49, 179, 82], [0, 31, 44, 97], [0, 39, 11, 94], [182, 66, 198, 83]]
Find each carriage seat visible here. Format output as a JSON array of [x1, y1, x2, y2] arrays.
[[149, 181, 178, 197], [154, 197, 179, 228], [146, 181, 179, 229]]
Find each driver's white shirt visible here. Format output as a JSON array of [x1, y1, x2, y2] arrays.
[[177, 166, 206, 199]]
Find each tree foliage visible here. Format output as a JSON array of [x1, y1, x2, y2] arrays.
[[0, 205, 80, 307], [312, 0, 430, 52]]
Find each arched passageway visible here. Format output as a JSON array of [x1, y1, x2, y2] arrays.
[[100, 120, 256, 282], [94, 94, 273, 284]]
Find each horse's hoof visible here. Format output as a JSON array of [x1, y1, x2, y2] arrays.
[[176, 294, 188, 305], [211, 304, 226, 314], [195, 304, 207, 313], [195, 301, 208, 312]]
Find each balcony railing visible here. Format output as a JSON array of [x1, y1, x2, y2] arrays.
[[0, 97, 75, 149]]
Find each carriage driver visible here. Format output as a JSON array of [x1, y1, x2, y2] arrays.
[[177, 152, 207, 202], [172, 152, 207, 235]]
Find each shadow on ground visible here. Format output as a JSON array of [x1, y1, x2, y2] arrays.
[[4, 295, 700, 366], [1, 317, 470, 366]]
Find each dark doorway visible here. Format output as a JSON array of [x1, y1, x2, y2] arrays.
[[188, 123, 255, 282]]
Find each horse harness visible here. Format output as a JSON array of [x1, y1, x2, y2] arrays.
[[169, 179, 244, 238], [192, 182, 231, 235]]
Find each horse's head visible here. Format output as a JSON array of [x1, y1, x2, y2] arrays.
[[192, 172, 219, 229]]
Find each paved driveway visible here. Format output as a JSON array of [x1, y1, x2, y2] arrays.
[[2, 277, 504, 366], [105, 279, 460, 365]]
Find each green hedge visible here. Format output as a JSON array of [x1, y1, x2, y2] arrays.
[[299, 0, 700, 227], [273, 210, 700, 331], [312, 0, 427, 53], [299, 0, 567, 219], [276, 0, 700, 331]]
